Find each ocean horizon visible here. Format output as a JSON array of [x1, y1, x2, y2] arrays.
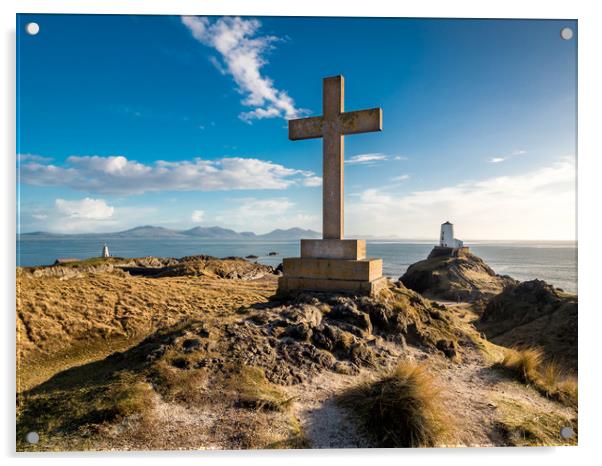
[[16, 237, 577, 293]]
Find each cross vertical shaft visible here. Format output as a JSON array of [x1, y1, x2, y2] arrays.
[[322, 76, 345, 239], [288, 75, 382, 241]]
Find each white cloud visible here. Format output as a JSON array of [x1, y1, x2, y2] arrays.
[[488, 150, 527, 164], [23, 198, 119, 234], [347, 159, 576, 240], [393, 155, 409, 161], [346, 153, 389, 165], [22, 199, 160, 234], [302, 176, 322, 187], [391, 174, 410, 182], [20, 155, 319, 195], [17, 153, 53, 162], [181, 16, 305, 122], [55, 198, 114, 220], [191, 210, 205, 222]]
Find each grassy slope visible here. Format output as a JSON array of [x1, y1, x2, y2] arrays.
[[17, 270, 276, 391]]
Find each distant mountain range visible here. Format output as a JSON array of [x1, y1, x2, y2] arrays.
[[20, 225, 323, 241]]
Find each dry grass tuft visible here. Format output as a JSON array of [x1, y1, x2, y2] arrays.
[[498, 347, 577, 407], [228, 366, 293, 412], [148, 360, 208, 405], [112, 377, 155, 417], [496, 399, 577, 446], [556, 377, 578, 405], [339, 361, 453, 447], [500, 347, 543, 384]]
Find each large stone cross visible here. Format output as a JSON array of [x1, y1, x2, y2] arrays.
[[288, 75, 382, 240]]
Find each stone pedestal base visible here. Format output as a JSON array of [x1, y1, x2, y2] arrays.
[[278, 275, 388, 296], [277, 255, 387, 296]]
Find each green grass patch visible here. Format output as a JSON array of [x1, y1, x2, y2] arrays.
[[17, 371, 153, 451]]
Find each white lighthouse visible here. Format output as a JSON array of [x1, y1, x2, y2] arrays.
[[102, 243, 110, 258], [440, 221, 464, 249]]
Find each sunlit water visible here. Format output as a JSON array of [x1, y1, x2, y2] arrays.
[[16, 238, 577, 293]]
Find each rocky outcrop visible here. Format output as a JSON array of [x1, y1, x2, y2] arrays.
[[222, 284, 472, 385], [400, 247, 517, 302], [479, 279, 577, 370], [22, 255, 276, 281], [150, 256, 275, 280], [90, 283, 471, 388]]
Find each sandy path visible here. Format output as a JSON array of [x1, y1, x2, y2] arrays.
[[288, 371, 372, 448], [437, 349, 504, 446]]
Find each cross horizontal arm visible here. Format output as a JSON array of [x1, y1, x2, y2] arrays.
[[341, 108, 382, 136], [289, 116, 323, 140]]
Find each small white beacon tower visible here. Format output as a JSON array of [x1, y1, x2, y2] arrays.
[[102, 243, 110, 258], [440, 221, 464, 248]]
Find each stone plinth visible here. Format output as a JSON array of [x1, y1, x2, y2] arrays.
[[278, 275, 388, 295], [301, 239, 366, 260], [277, 256, 386, 296], [283, 257, 381, 281]]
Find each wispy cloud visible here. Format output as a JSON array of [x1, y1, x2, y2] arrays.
[[391, 174, 410, 182], [488, 149, 528, 164], [346, 153, 389, 165], [181, 16, 305, 122], [17, 153, 53, 163], [213, 197, 318, 233], [19, 155, 320, 195], [347, 159, 575, 240], [191, 210, 205, 223]]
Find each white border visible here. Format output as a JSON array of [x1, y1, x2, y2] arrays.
[[3, 1, 601, 465]]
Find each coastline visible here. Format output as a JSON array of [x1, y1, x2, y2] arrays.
[[16, 239, 578, 293]]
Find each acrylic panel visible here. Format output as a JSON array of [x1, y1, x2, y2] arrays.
[[16, 14, 577, 451]]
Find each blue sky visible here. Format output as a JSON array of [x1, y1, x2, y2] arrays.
[[17, 15, 577, 239]]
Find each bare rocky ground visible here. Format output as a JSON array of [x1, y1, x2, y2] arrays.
[[16, 258, 578, 451]]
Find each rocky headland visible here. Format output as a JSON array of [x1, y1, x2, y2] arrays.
[[400, 247, 517, 302]]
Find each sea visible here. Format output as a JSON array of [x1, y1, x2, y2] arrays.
[[16, 237, 578, 294]]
